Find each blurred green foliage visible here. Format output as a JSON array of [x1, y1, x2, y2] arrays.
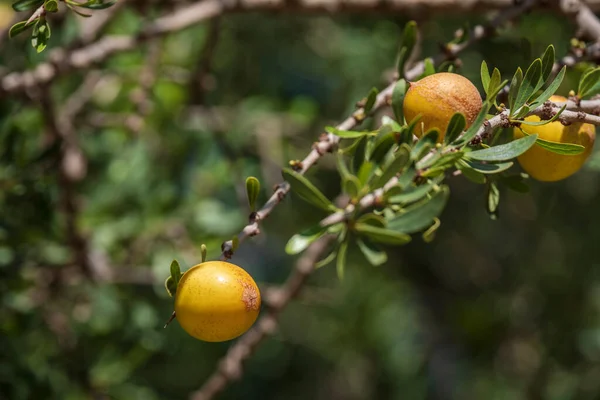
[[2, 2, 600, 400]]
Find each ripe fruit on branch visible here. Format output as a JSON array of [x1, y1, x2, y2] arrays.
[[403, 72, 483, 141], [513, 95, 596, 182], [174, 261, 261, 342]]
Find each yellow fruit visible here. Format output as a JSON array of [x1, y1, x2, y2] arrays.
[[513, 95, 596, 182], [174, 261, 261, 342], [403, 72, 483, 142]]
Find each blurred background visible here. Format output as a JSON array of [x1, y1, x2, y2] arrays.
[[2, 1, 600, 399]]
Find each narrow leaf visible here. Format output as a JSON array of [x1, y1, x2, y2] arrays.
[[357, 237, 388, 266], [422, 218, 441, 243], [465, 134, 538, 161], [373, 145, 410, 189], [370, 132, 396, 165], [423, 58, 435, 77], [512, 59, 542, 114], [529, 66, 566, 109], [245, 176, 260, 212], [386, 179, 439, 205], [392, 79, 407, 123], [343, 175, 361, 198], [411, 129, 439, 160], [508, 67, 523, 115], [8, 21, 33, 38], [282, 168, 337, 212], [486, 181, 500, 220], [387, 186, 450, 233], [325, 126, 372, 139], [541, 44, 555, 84], [444, 113, 467, 145], [396, 21, 418, 78], [165, 276, 176, 297], [481, 61, 491, 94], [462, 159, 514, 174], [364, 87, 378, 114], [285, 225, 329, 255], [336, 238, 348, 280], [12, 0, 43, 11], [578, 67, 600, 98], [354, 223, 412, 245], [170, 260, 181, 286], [352, 135, 368, 173]]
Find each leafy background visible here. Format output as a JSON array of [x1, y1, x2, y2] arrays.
[[2, 2, 600, 400]]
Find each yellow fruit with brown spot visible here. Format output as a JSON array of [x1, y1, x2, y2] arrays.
[[174, 261, 261, 342], [403, 72, 483, 142], [513, 95, 596, 182]]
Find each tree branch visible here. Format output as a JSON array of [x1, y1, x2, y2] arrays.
[[0, 0, 548, 94], [218, 0, 538, 260]]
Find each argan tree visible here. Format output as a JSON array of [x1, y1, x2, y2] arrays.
[[3, 1, 600, 399]]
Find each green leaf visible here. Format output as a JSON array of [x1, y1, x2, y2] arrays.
[[8, 21, 33, 38], [465, 134, 538, 161], [508, 67, 523, 115], [357, 237, 387, 266], [336, 237, 348, 280], [512, 59, 542, 115], [352, 135, 368, 173], [245, 176, 260, 212], [325, 126, 372, 139], [392, 79, 407, 123], [444, 113, 467, 145], [285, 225, 329, 255], [481, 61, 491, 94], [488, 67, 501, 97], [201, 244, 207, 263], [354, 223, 411, 245], [578, 67, 600, 99], [486, 181, 500, 220], [12, 0, 43, 11], [398, 166, 417, 188], [364, 87, 378, 114], [282, 168, 337, 212], [315, 249, 337, 269], [343, 175, 361, 198], [31, 18, 50, 53], [462, 159, 514, 174], [411, 129, 439, 160], [44, 0, 58, 12], [457, 160, 486, 183], [387, 185, 449, 234], [529, 66, 566, 109], [423, 58, 435, 77], [518, 124, 585, 155], [356, 213, 386, 227], [369, 132, 396, 165], [455, 102, 490, 145], [170, 260, 181, 286], [422, 218, 441, 243], [165, 276, 176, 297], [357, 161, 375, 186], [373, 145, 410, 189], [76, 0, 116, 9], [417, 150, 463, 170], [396, 20, 417, 78], [386, 179, 440, 205], [540, 44, 555, 84]]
